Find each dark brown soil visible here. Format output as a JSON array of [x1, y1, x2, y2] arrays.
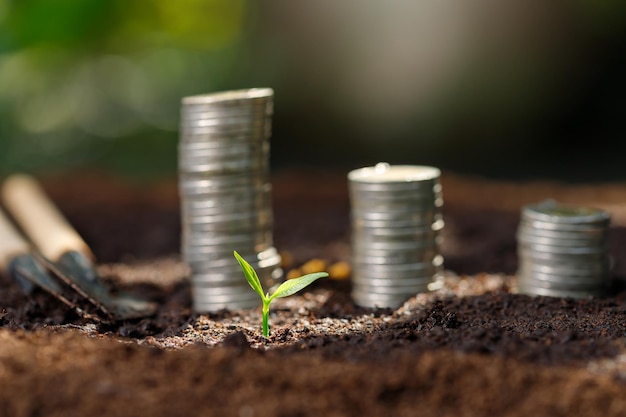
[[2, 168, 626, 417]]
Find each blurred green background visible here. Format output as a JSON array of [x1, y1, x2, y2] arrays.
[[1, 0, 625, 181]]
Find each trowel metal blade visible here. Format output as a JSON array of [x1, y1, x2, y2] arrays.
[[55, 251, 158, 320]]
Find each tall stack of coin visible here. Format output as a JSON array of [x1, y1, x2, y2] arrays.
[[517, 200, 611, 299], [348, 163, 444, 308], [178, 88, 282, 312]]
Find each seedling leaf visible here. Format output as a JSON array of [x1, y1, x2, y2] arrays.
[[234, 251, 265, 299], [269, 272, 329, 301], [234, 251, 328, 337]]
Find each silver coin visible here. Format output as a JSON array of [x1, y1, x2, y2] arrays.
[[352, 251, 441, 266], [518, 259, 612, 277], [351, 269, 440, 282], [518, 259, 610, 276], [184, 246, 279, 263], [192, 298, 261, 312], [181, 107, 272, 120], [182, 242, 272, 259], [518, 241, 607, 255], [178, 156, 267, 173], [180, 122, 270, 134], [352, 275, 437, 288], [178, 157, 268, 174], [351, 272, 440, 285], [350, 187, 441, 200], [188, 246, 280, 263], [180, 100, 274, 113], [181, 200, 269, 217], [181, 196, 269, 213], [183, 247, 274, 264], [191, 291, 261, 304], [521, 200, 610, 225], [179, 137, 269, 150], [350, 291, 418, 309], [190, 290, 261, 303], [351, 216, 443, 229], [348, 163, 440, 186], [351, 266, 440, 281], [181, 211, 272, 226], [180, 173, 266, 187], [186, 257, 254, 271], [179, 141, 268, 155], [190, 268, 282, 287], [179, 131, 269, 143], [188, 254, 281, 274], [352, 282, 433, 296], [181, 205, 268, 219], [182, 234, 271, 249], [351, 205, 441, 220], [353, 221, 443, 233], [519, 274, 608, 291], [518, 268, 608, 285], [518, 247, 607, 263], [182, 88, 273, 105], [182, 231, 272, 248], [517, 232, 607, 248], [518, 219, 608, 234], [518, 221, 607, 238], [185, 257, 237, 269], [352, 228, 440, 244], [517, 228, 607, 244], [178, 152, 268, 166], [350, 204, 441, 218], [180, 120, 269, 134], [180, 119, 269, 130], [180, 113, 272, 123], [180, 105, 274, 121], [353, 259, 440, 272], [348, 177, 441, 192], [190, 280, 262, 292], [353, 235, 442, 250], [178, 143, 268, 157], [183, 209, 273, 223], [181, 189, 270, 209], [352, 224, 439, 239], [178, 137, 266, 150], [351, 193, 443, 210], [180, 183, 270, 199], [516, 283, 605, 299], [179, 179, 269, 193], [190, 259, 281, 277]]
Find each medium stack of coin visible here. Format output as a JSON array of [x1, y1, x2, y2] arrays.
[[178, 88, 282, 312], [517, 200, 611, 299], [348, 163, 445, 308]]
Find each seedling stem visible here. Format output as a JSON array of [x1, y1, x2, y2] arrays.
[[234, 251, 328, 337]]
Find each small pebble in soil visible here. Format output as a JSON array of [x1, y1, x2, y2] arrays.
[[221, 331, 250, 350]]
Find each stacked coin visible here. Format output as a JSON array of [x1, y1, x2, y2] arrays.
[[348, 163, 445, 308], [178, 88, 283, 312], [517, 200, 611, 299]]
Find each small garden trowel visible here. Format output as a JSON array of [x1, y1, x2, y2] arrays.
[[1, 174, 158, 321]]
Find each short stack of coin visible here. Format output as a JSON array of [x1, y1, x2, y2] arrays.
[[348, 163, 445, 308], [517, 200, 611, 299], [178, 88, 282, 312]]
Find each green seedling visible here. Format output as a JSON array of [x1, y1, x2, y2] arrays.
[[234, 251, 328, 337]]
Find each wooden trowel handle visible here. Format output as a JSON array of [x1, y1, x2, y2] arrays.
[[0, 208, 30, 272], [1, 174, 94, 262]]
